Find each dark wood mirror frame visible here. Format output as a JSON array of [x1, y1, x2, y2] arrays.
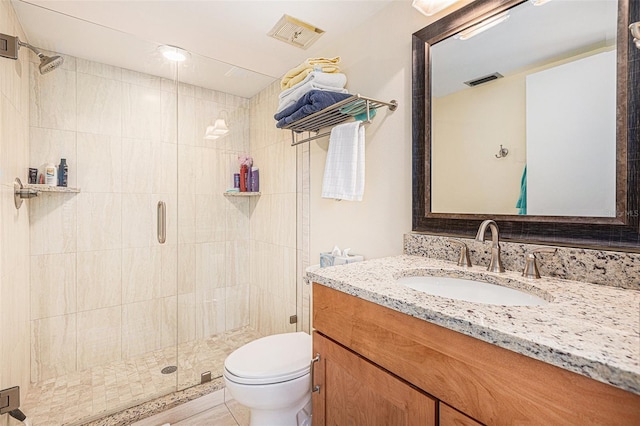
[[412, 0, 640, 251]]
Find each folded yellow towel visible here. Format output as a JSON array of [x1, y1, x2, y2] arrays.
[[281, 57, 341, 89], [283, 66, 340, 89]]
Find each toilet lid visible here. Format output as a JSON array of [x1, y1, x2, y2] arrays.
[[224, 332, 311, 384]]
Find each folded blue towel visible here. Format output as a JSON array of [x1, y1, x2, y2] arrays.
[[275, 90, 352, 128], [515, 165, 527, 215]]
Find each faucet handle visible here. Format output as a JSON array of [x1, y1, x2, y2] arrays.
[[523, 247, 558, 279], [447, 238, 472, 268]]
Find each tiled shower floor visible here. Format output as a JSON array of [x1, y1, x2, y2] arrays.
[[21, 326, 262, 426]]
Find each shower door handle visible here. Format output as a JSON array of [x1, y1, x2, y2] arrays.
[[157, 201, 166, 244]]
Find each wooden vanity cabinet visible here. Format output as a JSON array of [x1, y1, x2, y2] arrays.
[[312, 332, 436, 426], [312, 283, 640, 425], [439, 403, 483, 426]]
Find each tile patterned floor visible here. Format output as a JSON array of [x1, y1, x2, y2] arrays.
[[21, 327, 262, 426], [172, 400, 250, 426]]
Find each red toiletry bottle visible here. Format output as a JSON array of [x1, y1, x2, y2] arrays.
[[240, 165, 248, 192]]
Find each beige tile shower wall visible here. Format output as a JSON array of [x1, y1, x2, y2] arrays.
[[27, 52, 251, 383], [0, 0, 32, 405], [248, 81, 300, 336], [297, 141, 311, 334]]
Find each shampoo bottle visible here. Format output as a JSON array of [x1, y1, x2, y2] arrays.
[[58, 158, 68, 187], [239, 165, 248, 192]]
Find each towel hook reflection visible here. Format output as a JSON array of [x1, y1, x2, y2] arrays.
[[495, 145, 509, 159], [630, 22, 640, 49]]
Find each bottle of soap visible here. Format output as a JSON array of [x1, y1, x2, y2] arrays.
[[250, 167, 259, 192], [43, 163, 57, 186], [58, 158, 68, 187]]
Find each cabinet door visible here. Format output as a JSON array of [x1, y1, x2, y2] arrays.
[[312, 331, 436, 426], [440, 403, 484, 426]]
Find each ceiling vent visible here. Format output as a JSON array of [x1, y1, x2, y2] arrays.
[[464, 72, 503, 87], [268, 14, 325, 49]]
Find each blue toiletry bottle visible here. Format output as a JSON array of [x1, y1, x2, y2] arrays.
[[58, 158, 68, 187]]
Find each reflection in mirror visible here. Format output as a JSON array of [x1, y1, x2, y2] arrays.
[[430, 0, 618, 217], [412, 0, 639, 250]]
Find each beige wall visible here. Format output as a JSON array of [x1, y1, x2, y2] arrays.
[[0, 0, 32, 414], [248, 81, 300, 336], [308, 1, 473, 262], [432, 74, 526, 215], [27, 51, 250, 384]]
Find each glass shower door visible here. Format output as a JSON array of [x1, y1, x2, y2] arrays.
[[13, 2, 182, 422], [174, 52, 272, 391]]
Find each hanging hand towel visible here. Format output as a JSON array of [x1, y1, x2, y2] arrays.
[[321, 121, 365, 201]]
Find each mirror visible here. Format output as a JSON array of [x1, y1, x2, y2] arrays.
[[412, 0, 640, 250], [431, 0, 617, 217]]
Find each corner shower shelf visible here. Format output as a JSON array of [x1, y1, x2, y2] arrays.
[[14, 178, 80, 210], [25, 184, 81, 193], [281, 94, 398, 146], [224, 191, 261, 197]]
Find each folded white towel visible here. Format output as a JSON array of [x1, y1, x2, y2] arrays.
[[322, 122, 365, 201], [277, 72, 348, 114], [280, 72, 347, 100]]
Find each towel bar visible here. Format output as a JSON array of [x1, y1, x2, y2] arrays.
[[281, 94, 398, 146]]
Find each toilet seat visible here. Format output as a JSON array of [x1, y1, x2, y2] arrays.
[[224, 332, 311, 385]]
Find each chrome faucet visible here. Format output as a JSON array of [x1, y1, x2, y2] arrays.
[[475, 220, 505, 273]]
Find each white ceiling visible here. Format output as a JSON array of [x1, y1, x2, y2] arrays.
[[11, 0, 396, 97], [431, 0, 618, 98]]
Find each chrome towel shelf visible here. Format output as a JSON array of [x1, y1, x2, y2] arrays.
[[281, 94, 398, 146]]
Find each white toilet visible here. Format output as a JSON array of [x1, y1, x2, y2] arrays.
[[223, 332, 313, 426]]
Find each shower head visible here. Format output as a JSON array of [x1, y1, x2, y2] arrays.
[[0, 33, 64, 74], [37, 53, 64, 74], [17, 39, 64, 74]]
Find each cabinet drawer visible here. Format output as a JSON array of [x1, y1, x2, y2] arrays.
[[312, 331, 436, 426], [440, 403, 483, 426]]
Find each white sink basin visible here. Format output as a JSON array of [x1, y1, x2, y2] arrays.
[[397, 276, 548, 306]]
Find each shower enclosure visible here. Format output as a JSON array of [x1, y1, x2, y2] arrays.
[[0, 1, 309, 425]]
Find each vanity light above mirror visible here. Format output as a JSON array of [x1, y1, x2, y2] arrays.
[[412, 0, 461, 17]]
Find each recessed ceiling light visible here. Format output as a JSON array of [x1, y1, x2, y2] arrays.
[[158, 45, 190, 62]]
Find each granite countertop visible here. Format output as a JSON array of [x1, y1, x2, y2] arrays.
[[307, 255, 640, 395]]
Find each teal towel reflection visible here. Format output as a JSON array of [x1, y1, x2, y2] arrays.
[[516, 165, 527, 215]]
